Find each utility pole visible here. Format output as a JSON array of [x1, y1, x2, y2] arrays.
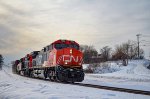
[[149, 51, 150, 60], [136, 34, 141, 58]]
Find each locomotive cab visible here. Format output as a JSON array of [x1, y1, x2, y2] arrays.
[[49, 40, 84, 82], [54, 43, 83, 68]]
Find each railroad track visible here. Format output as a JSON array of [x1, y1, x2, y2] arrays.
[[18, 74, 150, 96], [73, 83, 150, 96]]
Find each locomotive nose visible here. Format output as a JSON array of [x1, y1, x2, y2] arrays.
[[62, 48, 82, 66], [64, 48, 76, 56]]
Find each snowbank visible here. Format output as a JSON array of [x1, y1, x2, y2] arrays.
[[83, 60, 150, 91], [84, 59, 150, 75]]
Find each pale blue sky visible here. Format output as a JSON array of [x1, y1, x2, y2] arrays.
[[0, 0, 150, 63]]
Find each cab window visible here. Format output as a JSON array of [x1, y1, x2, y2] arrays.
[[55, 43, 79, 50], [69, 44, 79, 50], [55, 44, 68, 49]]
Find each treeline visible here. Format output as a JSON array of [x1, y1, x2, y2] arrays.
[[80, 40, 144, 65], [0, 54, 4, 70]]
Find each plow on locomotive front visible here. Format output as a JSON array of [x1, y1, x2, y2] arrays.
[[12, 39, 84, 82]]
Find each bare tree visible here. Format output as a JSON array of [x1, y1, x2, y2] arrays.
[[112, 40, 144, 66], [0, 54, 4, 70], [112, 45, 127, 59], [112, 44, 129, 66], [80, 45, 98, 63], [100, 46, 111, 61], [124, 40, 144, 59]]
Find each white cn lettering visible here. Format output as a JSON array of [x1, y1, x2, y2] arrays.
[[62, 55, 79, 62]]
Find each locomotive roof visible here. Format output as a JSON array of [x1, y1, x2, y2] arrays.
[[18, 40, 80, 61], [52, 39, 79, 46]]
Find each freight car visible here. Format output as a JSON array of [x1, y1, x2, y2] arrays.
[[13, 39, 84, 82]]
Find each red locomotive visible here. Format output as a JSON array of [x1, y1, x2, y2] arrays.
[[12, 39, 84, 82]]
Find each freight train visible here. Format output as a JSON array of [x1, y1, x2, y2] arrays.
[[12, 39, 84, 82]]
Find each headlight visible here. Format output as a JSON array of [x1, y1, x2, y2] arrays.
[[70, 49, 72, 54], [65, 62, 68, 64]]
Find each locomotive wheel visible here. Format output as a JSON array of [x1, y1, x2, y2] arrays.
[[49, 73, 55, 81], [20, 70, 25, 76], [43, 70, 47, 79], [28, 70, 31, 77], [55, 72, 61, 82], [49, 76, 52, 81], [55, 66, 67, 82], [53, 76, 57, 81], [30, 71, 34, 78], [47, 70, 53, 81], [71, 79, 75, 83]]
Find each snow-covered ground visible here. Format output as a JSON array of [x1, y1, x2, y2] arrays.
[[83, 60, 150, 91], [0, 60, 150, 99]]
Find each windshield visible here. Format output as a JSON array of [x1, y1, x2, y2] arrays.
[[55, 44, 79, 50]]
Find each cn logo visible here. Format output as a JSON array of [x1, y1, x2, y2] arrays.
[[57, 55, 83, 64], [62, 55, 78, 62]]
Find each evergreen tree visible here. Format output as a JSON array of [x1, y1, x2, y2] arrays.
[[0, 54, 4, 70]]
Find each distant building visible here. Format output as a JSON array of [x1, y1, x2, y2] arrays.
[[89, 54, 104, 63]]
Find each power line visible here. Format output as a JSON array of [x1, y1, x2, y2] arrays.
[[141, 45, 150, 47], [141, 40, 150, 43], [142, 43, 150, 45], [142, 35, 150, 37]]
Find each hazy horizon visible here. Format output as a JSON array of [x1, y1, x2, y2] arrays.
[[0, 0, 150, 64]]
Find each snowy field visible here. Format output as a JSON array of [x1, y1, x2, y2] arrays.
[[0, 60, 150, 99], [83, 60, 150, 91]]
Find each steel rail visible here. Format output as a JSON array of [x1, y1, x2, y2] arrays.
[[73, 83, 150, 96], [17, 74, 150, 96]]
